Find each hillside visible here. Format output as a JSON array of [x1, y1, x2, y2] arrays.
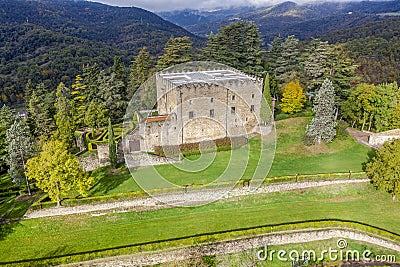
[[0, 0, 203, 106], [183, 1, 400, 43]]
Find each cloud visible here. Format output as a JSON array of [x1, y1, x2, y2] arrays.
[[89, 0, 282, 12]]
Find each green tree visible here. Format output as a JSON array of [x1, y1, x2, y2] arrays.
[[366, 138, 400, 201], [28, 83, 55, 138], [305, 79, 337, 144], [82, 64, 101, 103], [275, 36, 301, 85], [71, 75, 87, 128], [54, 82, 75, 147], [279, 81, 306, 114], [5, 120, 35, 194], [98, 73, 126, 123], [261, 73, 273, 123], [108, 118, 117, 168], [26, 140, 93, 206], [304, 39, 330, 95], [266, 36, 284, 74], [84, 101, 108, 137], [128, 47, 154, 100], [202, 21, 264, 76], [157, 36, 193, 71], [0, 105, 16, 169]]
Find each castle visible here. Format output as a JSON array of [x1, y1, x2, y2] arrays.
[[128, 69, 265, 153]]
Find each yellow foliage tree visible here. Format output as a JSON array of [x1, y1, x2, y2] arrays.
[[279, 81, 306, 114], [26, 140, 93, 206]]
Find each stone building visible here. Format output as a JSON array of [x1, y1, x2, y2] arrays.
[[129, 69, 265, 153]]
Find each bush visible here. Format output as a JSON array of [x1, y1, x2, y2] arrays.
[[336, 120, 350, 140]]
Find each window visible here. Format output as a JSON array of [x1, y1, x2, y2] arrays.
[[250, 105, 255, 112], [189, 100, 193, 105], [252, 93, 255, 99], [189, 111, 194, 119], [210, 109, 215, 118], [232, 95, 235, 101], [211, 97, 214, 103], [231, 107, 236, 114]]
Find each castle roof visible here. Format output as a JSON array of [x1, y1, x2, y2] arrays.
[[145, 115, 169, 123], [159, 70, 255, 86]]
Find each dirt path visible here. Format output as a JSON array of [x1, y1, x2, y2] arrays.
[[25, 179, 370, 219]]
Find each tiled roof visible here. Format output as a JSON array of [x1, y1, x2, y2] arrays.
[[145, 115, 168, 123]]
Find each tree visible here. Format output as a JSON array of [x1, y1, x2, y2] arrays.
[[279, 82, 306, 114], [5, 120, 35, 195], [108, 118, 117, 168], [305, 79, 337, 144], [266, 36, 283, 74], [28, 83, 56, 137], [366, 138, 400, 201], [71, 75, 88, 128], [54, 82, 75, 147], [84, 101, 108, 137], [202, 21, 264, 76], [26, 140, 93, 206], [82, 64, 101, 103], [98, 73, 126, 123], [157, 37, 193, 71], [275, 36, 301, 85], [0, 105, 16, 169], [261, 73, 273, 123], [128, 47, 153, 100], [304, 39, 330, 95]]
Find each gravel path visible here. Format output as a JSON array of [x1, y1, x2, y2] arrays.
[[25, 179, 370, 219]]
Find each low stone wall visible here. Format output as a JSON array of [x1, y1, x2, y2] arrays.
[[368, 129, 400, 147], [64, 228, 400, 266]]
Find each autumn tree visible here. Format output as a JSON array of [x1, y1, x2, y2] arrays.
[[366, 138, 400, 201], [108, 118, 117, 168], [157, 37, 193, 70], [305, 79, 337, 144], [26, 140, 93, 206], [71, 75, 87, 128], [279, 81, 306, 114], [5, 120, 35, 194]]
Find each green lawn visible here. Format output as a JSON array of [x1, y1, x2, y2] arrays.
[[0, 183, 398, 264], [88, 117, 371, 195]]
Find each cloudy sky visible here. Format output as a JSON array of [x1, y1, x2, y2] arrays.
[[89, 0, 296, 12]]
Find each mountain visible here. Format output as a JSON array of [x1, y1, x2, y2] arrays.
[[0, 0, 203, 107], [158, 6, 259, 28], [182, 1, 400, 43]]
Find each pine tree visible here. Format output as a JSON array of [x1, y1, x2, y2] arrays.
[[305, 79, 337, 144], [98, 73, 125, 123], [28, 83, 55, 137], [304, 39, 330, 95], [5, 120, 35, 194], [266, 37, 283, 74], [26, 140, 93, 206], [157, 36, 193, 71], [0, 105, 16, 169], [82, 64, 101, 103], [71, 75, 87, 128], [128, 47, 153, 100], [279, 81, 306, 114], [55, 82, 75, 147], [275, 36, 301, 85], [108, 118, 117, 169], [202, 21, 264, 76]]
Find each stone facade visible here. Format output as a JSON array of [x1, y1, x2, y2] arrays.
[[129, 69, 264, 152]]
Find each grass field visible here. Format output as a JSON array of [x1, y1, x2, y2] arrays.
[[88, 117, 371, 195], [0, 183, 398, 264]]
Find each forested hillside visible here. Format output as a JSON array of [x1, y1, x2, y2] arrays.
[[0, 0, 202, 107]]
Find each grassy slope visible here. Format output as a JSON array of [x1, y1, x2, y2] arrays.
[[89, 117, 371, 195], [0, 183, 398, 263]]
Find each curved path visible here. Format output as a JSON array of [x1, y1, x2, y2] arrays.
[[25, 179, 370, 219]]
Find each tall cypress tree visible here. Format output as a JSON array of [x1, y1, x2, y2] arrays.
[[108, 118, 117, 169]]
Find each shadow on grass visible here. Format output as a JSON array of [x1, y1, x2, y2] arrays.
[[90, 164, 131, 195]]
